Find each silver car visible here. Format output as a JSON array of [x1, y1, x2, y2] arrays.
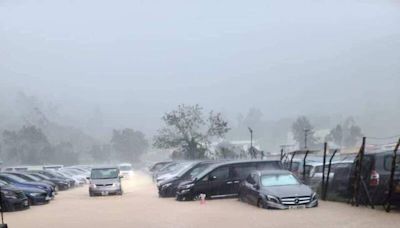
[[88, 167, 123, 196]]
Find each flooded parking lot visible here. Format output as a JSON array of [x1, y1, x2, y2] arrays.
[[4, 173, 400, 228]]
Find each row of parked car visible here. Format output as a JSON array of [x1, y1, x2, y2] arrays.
[[0, 166, 91, 212], [150, 159, 318, 209]]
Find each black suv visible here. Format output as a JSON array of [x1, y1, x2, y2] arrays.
[[331, 150, 400, 205], [176, 160, 282, 201]]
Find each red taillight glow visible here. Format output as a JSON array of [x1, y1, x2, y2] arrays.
[[370, 170, 380, 187]]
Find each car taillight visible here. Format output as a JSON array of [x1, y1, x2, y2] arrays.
[[370, 170, 380, 187]]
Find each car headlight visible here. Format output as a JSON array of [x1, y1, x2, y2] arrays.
[[180, 183, 194, 189], [2, 190, 17, 199], [311, 192, 318, 200], [161, 183, 172, 189], [266, 195, 280, 203], [90, 183, 97, 188], [29, 192, 42, 197], [112, 183, 120, 187]]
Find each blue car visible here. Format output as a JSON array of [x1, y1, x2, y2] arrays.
[[0, 173, 54, 204]]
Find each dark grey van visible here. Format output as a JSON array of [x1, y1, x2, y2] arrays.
[[176, 160, 282, 201]]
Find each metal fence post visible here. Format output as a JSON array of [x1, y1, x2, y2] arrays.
[[384, 138, 400, 212], [321, 143, 327, 200], [303, 150, 310, 181], [352, 137, 366, 207], [324, 149, 338, 200]]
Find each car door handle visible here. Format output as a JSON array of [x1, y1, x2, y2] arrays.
[[226, 181, 233, 184], [233, 181, 240, 184]]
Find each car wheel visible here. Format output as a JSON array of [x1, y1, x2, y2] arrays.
[[257, 199, 266, 209]]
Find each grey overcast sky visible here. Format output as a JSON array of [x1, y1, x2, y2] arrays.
[[1, 0, 400, 134]]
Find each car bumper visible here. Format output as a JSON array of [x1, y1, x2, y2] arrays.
[[175, 188, 193, 200], [264, 199, 318, 209], [89, 186, 121, 195], [28, 195, 51, 205], [2, 197, 30, 211], [158, 186, 176, 197]]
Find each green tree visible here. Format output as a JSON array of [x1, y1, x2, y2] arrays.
[[2, 125, 54, 165], [153, 104, 230, 159], [111, 128, 148, 162]]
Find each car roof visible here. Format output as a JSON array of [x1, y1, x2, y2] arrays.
[[91, 166, 119, 170], [255, 170, 292, 175]]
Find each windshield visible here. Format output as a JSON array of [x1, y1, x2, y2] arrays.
[[119, 165, 132, 171], [91, 168, 119, 179], [25, 174, 41, 181], [5, 174, 28, 183], [261, 174, 300, 187]]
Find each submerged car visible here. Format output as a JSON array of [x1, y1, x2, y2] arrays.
[[88, 167, 123, 196], [0, 173, 55, 200], [158, 161, 216, 197], [238, 170, 318, 209], [0, 180, 30, 211]]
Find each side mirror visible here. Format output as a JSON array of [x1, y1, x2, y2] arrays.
[[119, 175, 124, 179], [86, 176, 90, 180], [253, 184, 260, 190], [209, 175, 217, 181]]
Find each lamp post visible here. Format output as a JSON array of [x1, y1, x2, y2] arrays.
[[248, 127, 253, 158]]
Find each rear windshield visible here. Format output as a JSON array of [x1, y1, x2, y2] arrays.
[[261, 174, 299, 187], [91, 168, 119, 179]]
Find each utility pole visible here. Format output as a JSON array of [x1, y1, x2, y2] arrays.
[[248, 127, 253, 158], [304, 129, 310, 149]]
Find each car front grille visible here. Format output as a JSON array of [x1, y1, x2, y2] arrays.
[[95, 184, 113, 187], [280, 196, 311, 205]]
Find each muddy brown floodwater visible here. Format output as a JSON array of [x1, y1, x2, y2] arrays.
[[4, 173, 400, 228]]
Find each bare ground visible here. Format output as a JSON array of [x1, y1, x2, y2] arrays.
[[4, 173, 400, 228]]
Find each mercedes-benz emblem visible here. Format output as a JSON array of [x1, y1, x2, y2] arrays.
[[294, 198, 299, 205]]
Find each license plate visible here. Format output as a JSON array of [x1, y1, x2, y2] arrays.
[[45, 196, 51, 201], [23, 200, 29, 206], [101, 191, 109, 196], [289, 205, 306, 209]]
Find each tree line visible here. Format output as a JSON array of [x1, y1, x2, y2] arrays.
[[0, 125, 149, 166]]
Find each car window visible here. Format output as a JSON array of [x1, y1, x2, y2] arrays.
[[203, 166, 229, 181], [91, 168, 119, 179], [232, 164, 255, 179]]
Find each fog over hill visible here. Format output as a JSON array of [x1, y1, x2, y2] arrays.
[[1, 0, 399, 153]]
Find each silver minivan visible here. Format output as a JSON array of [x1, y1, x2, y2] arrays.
[[88, 167, 123, 196]]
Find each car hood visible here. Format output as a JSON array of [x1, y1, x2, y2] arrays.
[[260, 184, 313, 198], [158, 176, 179, 186], [12, 185, 47, 193], [25, 181, 51, 188], [90, 178, 119, 185]]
